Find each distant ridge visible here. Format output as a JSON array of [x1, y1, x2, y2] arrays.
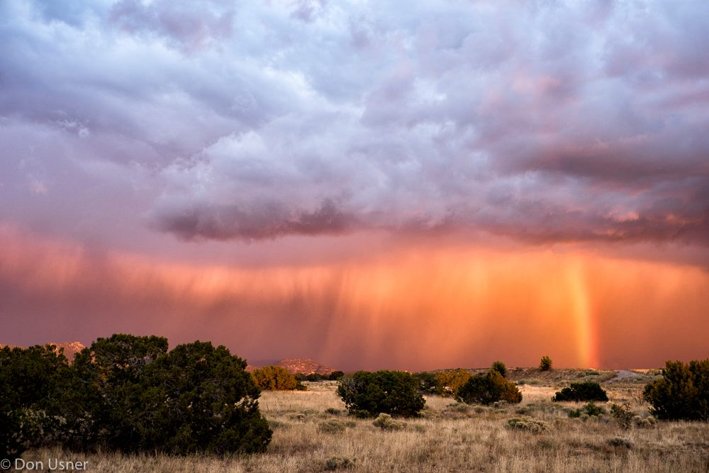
[[247, 357, 335, 375], [0, 341, 86, 361]]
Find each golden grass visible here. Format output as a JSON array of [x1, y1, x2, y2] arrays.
[[19, 376, 709, 473]]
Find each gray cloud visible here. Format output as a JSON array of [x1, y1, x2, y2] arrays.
[[1, 0, 708, 249]]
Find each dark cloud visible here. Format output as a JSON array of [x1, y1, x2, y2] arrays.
[[1, 0, 708, 250], [153, 199, 354, 241]]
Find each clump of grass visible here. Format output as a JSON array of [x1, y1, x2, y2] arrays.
[[318, 419, 349, 434], [568, 402, 606, 419], [506, 417, 549, 434], [610, 403, 634, 429], [632, 416, 656, 428], [536, 438, 555, 450], [372, 413, 404, 431], [445, 402, 470, 413], [324, 457, 355, 471], [325, 407, 343, 416], [607, 437, 633, 450]]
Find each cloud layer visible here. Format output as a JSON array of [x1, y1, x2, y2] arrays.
[[1, 0, 708, 248]]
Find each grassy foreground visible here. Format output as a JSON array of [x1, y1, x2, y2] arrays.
[[19, 369, 709, 472]]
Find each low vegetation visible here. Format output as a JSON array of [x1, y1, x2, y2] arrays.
[[4, 340, 709, 472], [553, 381, 609, 402], [15, 376, 709, 473], [413, 368, 472, 396], [491, 361, 508, 378], [251, 365, 303, 391], [456, 370, 522, 405], [296, 371, 344, 382], [643, 359, 709, 421], [337, 371, 425, 418], [0, 335, 271, 458]]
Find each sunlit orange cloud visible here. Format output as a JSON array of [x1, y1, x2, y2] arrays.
[[0, 225, 707, 370]]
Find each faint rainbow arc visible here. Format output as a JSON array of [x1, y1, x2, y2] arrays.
[[568, 263, 599, 368]]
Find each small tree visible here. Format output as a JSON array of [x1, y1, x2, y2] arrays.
[[456, 371, 522, 405], [539, 356, 552, 371], [251, 366, 301, 391], [553, 382, 608, 402], [70, 334, 170, 451], [491, 361, 508, 378], [643, 359, 709, 421], [137, 342, 272, 454], [0, 336, 272, 456], [337, 371, 425, 417]]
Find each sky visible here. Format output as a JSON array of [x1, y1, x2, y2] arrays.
[[0, 0, 707, 370]]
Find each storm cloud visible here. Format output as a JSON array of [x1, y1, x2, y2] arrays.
[[1, 0, 708, 246]]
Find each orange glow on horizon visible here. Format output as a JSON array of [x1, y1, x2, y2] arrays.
[[0, 226, 707, 370]]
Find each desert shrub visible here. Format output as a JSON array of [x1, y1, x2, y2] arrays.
[[434, 369, 472, 396], [337, 371, 425, 417], [318, 420, 348, 434], [328, 371, 345, 381], [6, 335, 271, 455], [251, 365, 302, 390], [372, 413, 404, 431], [134, 341, 272, 454], [553, 382, 608, 402], [506, 417, 549, 433], [607, 437, 633, 449], [569, 402, 606, 418], [296, 372, 322, 382], [643, 359, 709, 421], [68, 334, 170, 451], [324, 457, 355, 471], [456, 371, 522, 405], [413, 372, 441, 395], [539, 356, 553, 371], [632, 416, 656, 428], [491, 361, 507, 378], [610, 403, 634, 429]]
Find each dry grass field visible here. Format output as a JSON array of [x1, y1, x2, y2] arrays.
[[19, 369, 709, 473]]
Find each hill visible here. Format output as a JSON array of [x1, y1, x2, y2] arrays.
[[0, 341, 86, 361], [247, 357, 335, 375]]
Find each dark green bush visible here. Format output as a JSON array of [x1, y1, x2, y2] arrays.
[[251, 366, 302, 390], [413, 372, 441, 395], [337, 371, 425, 417], [491, 361, 508, 378], [539, 356, 552, 371], [135, 342, 271, 454], [553, 382, 608, 402], [0, 345, 74, 459], [0, 335, 272, 456], [568, 402, 606, 418], [328, 371, 345, 381], [455, 371, 522, 405], [69, 334, 169, 451], [643, 359, 709, 421]]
